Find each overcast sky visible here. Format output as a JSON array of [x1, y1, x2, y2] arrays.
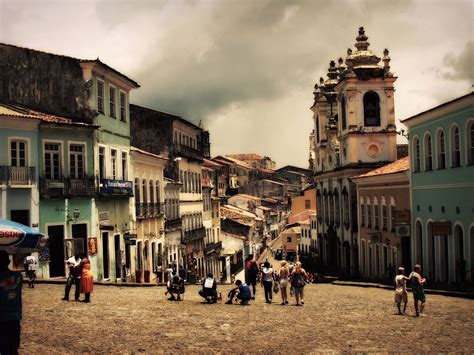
[[1, 0, 472, 168]]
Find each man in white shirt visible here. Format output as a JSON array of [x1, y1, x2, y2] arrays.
[[199, 273, 217, 303], [62, 254, 82, 301], [23, 254, 37, 288]]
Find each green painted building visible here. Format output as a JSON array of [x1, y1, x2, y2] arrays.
[[402, 92, 474, 284]]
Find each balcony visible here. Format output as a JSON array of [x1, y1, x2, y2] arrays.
[[182, 226, 206, 243], [136, 203, 164, 219], [173, 144, 203, 162], [40, 176, 96, 199], [165, 217, 182, 231], [99, 179, 133, 198], [204, 241, 222, 254], [0, 166, 36, 186]]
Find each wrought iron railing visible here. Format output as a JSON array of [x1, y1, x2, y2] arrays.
[[182, 226, 205, 243], [0, 166, 36, 185]]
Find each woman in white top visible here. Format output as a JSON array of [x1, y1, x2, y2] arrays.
[[278, 260, 290, 305], [260, 261, 275, 303]]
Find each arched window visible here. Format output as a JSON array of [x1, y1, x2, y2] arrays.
[[424, 133, 432, 171], [341, 95, 347, 130], [451, 125, 461, 167], [363, 91, 380, 127], [149, 180, 154, 204], [437, 129, 446, 169], [413, 137, 421, 172], [373, 197, 380, 230], [134, 178, 140, 202], [360, 198, 365, 227], [381, 197, 387, 231], [142, 179, 147, 203], [329, 193, 334, 223], [390, 196, 396, 232], [468, 120, 474, 165], [155, 181, 161, 205], [316, 115, 320, 143], [334, 189, 340, 225], [367, 197, 372, 228]]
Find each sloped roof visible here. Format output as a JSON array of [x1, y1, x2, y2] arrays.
[[0, 103, 97, 128], [203, 158, 224, 169], [232, 194, 262, 201], [288, 210, 316, 225], [212, 156, 254, 169], [226, 153, 263, 160], [131, 146, 168, 160], [354, 157, 410, 179]]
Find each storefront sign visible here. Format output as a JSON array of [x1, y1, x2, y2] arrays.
[[432, 221, 451, 236], [48, 182, 64, 189], [100, 179, 133, 196], [99, 211, 109, 221]]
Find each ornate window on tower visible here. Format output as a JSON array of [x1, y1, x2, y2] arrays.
[[363, 91, 380, 127], [316, 115, 320, 143], [341, 95, 347, 130]]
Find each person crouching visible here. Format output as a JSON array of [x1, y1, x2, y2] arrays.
[[167, 271, 185, 301], [199, 273, 217, 303], [225, 280, 251, 305]]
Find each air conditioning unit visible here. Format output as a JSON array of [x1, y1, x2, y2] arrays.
[[396, 224, 411, 237]]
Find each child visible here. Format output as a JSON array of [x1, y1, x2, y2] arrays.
[[394, 267, 409, 315], [409, 264, 427, 316]]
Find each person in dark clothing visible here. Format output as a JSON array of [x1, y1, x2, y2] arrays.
[[245, 257, 258, 299], [0, 250, 23, 355], [199, 273, 217, 303], [178, 265, 187, 281], [62, 253, 82, 301], [168, 272, 185, 301], [226, 280, 251, 305]]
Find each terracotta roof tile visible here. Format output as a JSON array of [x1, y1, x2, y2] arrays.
[[354, 157, 410, 178], [226, 153, 263, 160]]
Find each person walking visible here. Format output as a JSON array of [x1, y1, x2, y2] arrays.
[[0, 250, 23, 354], [80, 257, 94, 303], [394, 267, 409, 315], [23, 253, 37, 288], [261, 261, 275, 303], [278, 260, 290, 305], [245, 256, 258, 299], [409, 264, 427, 317], [63, 253, 82, 301], [290, 262, 308, 306]]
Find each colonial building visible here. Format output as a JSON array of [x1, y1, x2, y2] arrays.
[[130, 104, 210, 278], [352, 157, 411, 280], [130, 147, 167, 283], [401, 92, 474, 284], [225, 154, 276, 170], [311, 27, 398, 276], [0, 44, 139, 281], [164, 178, 183, 270]]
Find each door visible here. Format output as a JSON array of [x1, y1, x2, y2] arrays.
[[114, 234, 121, 280], [48, 225, 65, 277], [102, 232, 110, 279], [71, 224, 87, 256]]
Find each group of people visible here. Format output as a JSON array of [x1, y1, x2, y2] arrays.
[[394, 264, 427, 316], [62, 253, 94, 303]]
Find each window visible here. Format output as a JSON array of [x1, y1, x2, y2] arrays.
[[413, 137, 421, 172], [142, 179, 147, 203], [390, 197, 396, 232], [10, 140, 27, 167], [451, 125, 460, 167], [343, 192, 350, 225], [305, 200, 311, 209], [69, 144, 85, 179], [382, 204, 388, 231], [120, 92, 126, 122], [44, 143, 61, 180], [121, 152, 127, 180], [97, 80, 104, 114], [367, 198, 372, 228], [424, 133, 432, 171], [335, 191, 340, 225], [99, 146, 106, 180], [109, 86, 116, 118], [110, 149, 117, 180], [374, 198, 379, 230], [437, 129, 446, 169], [155, 182, 160, 204], [468, 121, 474, 165], [149, 180, 154, 204], [134, 178, 140, 202], [329, 194, 334, 223], [363, 91, 380, 127], [360, 199, 365, 227], [341, 95, 347, 130], [316, 115, 320, 143]]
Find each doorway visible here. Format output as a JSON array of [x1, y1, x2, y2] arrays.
[[102, 232, 110, 279], [48, 225, 65, 277], [10, 210, 30, 269], [114, 234, 121, 281]]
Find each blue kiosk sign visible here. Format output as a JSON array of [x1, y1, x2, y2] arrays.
[[100, 179, 133, 196]]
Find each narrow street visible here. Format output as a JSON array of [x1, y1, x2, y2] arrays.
[[20, 283, 473, 353]]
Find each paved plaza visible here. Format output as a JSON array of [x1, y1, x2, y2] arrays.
[[20, 283, 473, 353]]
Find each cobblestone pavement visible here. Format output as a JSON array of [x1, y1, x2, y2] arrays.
[[20, 283, 473, 353]]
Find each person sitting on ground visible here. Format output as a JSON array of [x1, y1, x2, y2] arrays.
[[199, 273, 217, 303], [409, 264, 426, 316], [167, 271, 185, 301], [225, 280, 252, 305], [394, 267, 409, 315]]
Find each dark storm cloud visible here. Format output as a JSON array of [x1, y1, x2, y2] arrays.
[[441, 41, 473, 82]]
